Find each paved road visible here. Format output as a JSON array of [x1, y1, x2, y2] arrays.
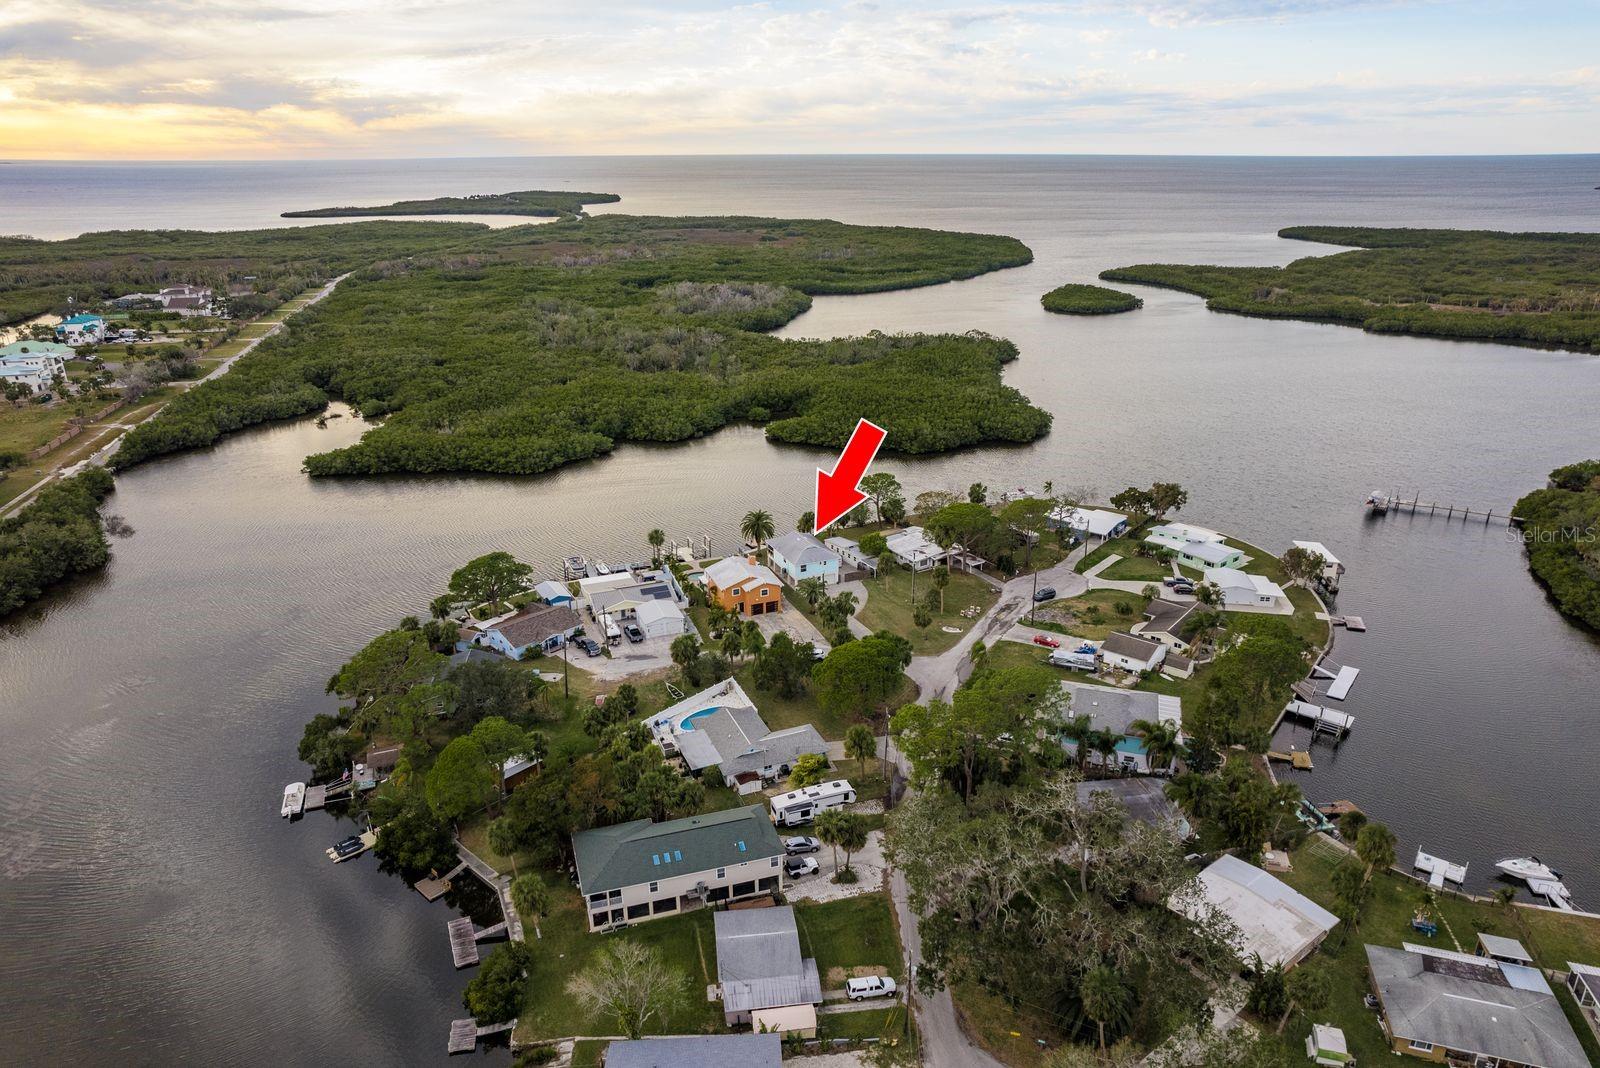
[[891, 546, 1088, 1065]]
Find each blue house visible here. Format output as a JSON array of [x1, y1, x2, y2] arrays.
[[534, 579, 574, 605], [766, 531, 841, 587]]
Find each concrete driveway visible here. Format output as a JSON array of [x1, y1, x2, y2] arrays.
[[576, 634, 677, 680], [784, 830, 885, 903]]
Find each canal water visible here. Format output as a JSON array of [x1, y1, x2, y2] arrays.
[[3, 156, 1599, 1064]]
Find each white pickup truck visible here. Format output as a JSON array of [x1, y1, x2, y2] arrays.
[[846, 975, 898, 1001]]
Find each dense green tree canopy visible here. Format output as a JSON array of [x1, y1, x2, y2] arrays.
[[111, 214, 1048, 475], [0, 467, 115, 617], [1515, 459, 1600, 631]]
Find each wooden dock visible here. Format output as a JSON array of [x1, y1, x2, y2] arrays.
[[1366, 493, 1523, 527], [415, 859, 468, 901], [448, 918, 480, 968], [448, 1017, 515, 1054]]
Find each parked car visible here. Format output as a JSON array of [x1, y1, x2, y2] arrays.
[[784, 856, 819, 878], [846, 975, 898, 1001], [1170, 580, 1196, 595], [1033, 586, 1056, 603], [784, 835, 821, 855], [1032, 633, 1061, 648], [1161, 576, 1181, 587], [577, 638, 603, 657], [623, 623, 644, 643]]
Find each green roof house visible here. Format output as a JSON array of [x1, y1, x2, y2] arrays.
[[573, 803, 784, 931]]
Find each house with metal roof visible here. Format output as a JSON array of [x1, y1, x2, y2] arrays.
[[767, 531, 841, 586], [1098, 631, 1168, 674], [1060, 681, 1181, 774], [1476, 932, 1534, 966], [475, 602, 582, 659], [603, 1033, 783, 1068], [572, 804, 784, 931], [1051, 506, 1129, 542], [53, 313, 106, 345], [1144, 527, 1245, 571], [533, 579, 574, 605], [646, 678, 827, 793], [824, 535, 879, 575], [1076, 778, 1191, 838], [1204, 566, 1291, 613], [1366, 943, 1589, 1067], [714, 905, 823, 1035], [883, 526, 945, 571], [1170, 854, 1338, 968]]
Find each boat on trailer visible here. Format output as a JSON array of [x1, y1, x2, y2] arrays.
[[281, 781, 306, 818]]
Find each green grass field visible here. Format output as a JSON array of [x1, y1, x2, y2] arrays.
[[855, 566, 998, 655], [1031, 589, 1150, 641]]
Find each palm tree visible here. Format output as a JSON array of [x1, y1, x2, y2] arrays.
[[813, 809, 847, 875], [1062, 713, 1094, 772], [1164, 772, 1213, 816], [796, 577, 827, 610], [1078, 964, 1129, 1051], [830, 590, 858, 618], [1129, 718, 1181, 772], [740, 509, 775, 554], [931, 565, 950, 612], [797, 511, 815, 534], [1355, 821, 1397, 885], [845, 723, 876, 778], [1090, 729, 1121, 774], [647, 528, 665, 564]]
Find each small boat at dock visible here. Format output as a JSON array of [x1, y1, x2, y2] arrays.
[[281, 781, 306, 818], [1497, 856, 1559, 882], [327, 828, 378, 863], [562, 554, 589, 579]]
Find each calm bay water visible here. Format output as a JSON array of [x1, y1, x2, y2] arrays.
[[3, 155, 1600, 1064]]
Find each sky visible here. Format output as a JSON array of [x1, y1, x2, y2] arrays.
[[1, 0, 1596, 159]]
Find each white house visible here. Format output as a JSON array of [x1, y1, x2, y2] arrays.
[[533, 579, 574, 605], [1132, 598, 1199, 651], [1291, 540, 1345, 590], [1170, 854, 1339, 969], [1146, 521, 1226, 546], [884, 526, 945, 571], [824, 536, 879, 575], [633, 598, 689, 639], [1204, 567, 1290, 612], [53, 313, 106, 346], [1098, 631, 1167, 674], [1060, 682, 1182, 774], [572, 804, 785, 930], [646, 679, 828, 793], [0, 341, 71, 391], [475, 602, 582, 658], [159, 284, 215, 315], [1052, 507, 1129, 542], [766, 531, 841, 586]]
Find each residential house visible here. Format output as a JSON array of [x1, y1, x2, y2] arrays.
[[355, 743, 403, 788], [501, 752, 541, 792], [0, 340, 71, 391], [1051, 507, 1129, 543], [159, 284, 215, 315], [572, 804, 785, 931], [53, 313, 106, 345], [1098, 631, 1168, 674], [824, 536, 878, 576], [1366, 943, 1589, 1068], [533, 579, 574, 605], [1059, 681, 1181, 774], [1171, 855, 1338, 969], [475, 602, 582, 658], [1132, 598, 1199, 651], [1146, 521, 1227, 546], [1076, 778, 1192, 838], [766, 531, 841, 587], [1291, 540, 1345, 590], [633, 598, 689, 639], [704, 556, 783, 616], [1144, 523, 1243, 570], [577, 570, 642, 612], [604, 1034, 783, 1068], [646, 678, 827, 793], [714, 905, 823, 1036], [883, 526, 946, 571], [1203, 567, 1290, 612]]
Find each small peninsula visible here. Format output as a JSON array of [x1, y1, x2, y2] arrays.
[[1102, 225, 1600, 353], [281, 190, 621, 219], [112, 209, 1047, 476], [1515, 459, 1600, 631], [1040, 282, 1141, 315]]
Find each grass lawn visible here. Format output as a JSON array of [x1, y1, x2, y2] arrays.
[[818, 1005, 908, 1044], [1269, 835, 1600, 1065], [856, 567, 997, 655], [951, 982, 1060, 1067], [1075, 535, 1149, 574], [569, 1038, 607, 1066], [1098, 553, 1171, 582], [513, 890, 724, 1045], [1225, 585, 1330, 650], [737, 658, 916, 740], [1031, 589, 1149, 642], [0, 402, 81, 454], [795, 891, 904, 986]]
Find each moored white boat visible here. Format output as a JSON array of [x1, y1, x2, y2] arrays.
[[281, 781, 306, 818], [1496, 856, 1560, 883]]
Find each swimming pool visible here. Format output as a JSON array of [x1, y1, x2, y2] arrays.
[[677, 706, 727, 731]]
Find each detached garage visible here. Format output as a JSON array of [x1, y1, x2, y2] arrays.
[[635, 599, 689, 639]]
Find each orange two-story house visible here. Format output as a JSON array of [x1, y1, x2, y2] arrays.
[[704, 556, 784, 616]]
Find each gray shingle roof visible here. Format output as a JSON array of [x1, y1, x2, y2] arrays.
[[572, 804, 783, 895], [604, 1034, 782, 1068], [769, 531, 840, 568], [1100, 631, 1163, 662], [1141, 598, 1198, 638], [715, 905, 823, 1013], [1060, 682, 1176, 736], [1367, 944, 1589, 1068], [675, 704, 828, 778], [1076, 778, 1191, 838], [488, 602, 581, 649]]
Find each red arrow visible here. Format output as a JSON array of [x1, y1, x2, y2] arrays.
[[813, 418, 888, 534]]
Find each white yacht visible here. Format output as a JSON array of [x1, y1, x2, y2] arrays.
[[1496, 856, 1560, 882], [281, 781, 306, 818]]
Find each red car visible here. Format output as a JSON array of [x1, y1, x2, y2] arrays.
[[1032, 633, 1061, 648]]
